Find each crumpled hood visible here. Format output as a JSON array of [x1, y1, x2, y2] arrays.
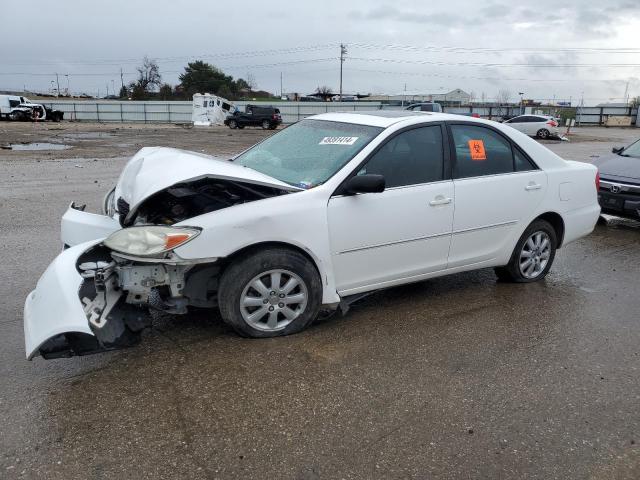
[[113, 147, 301, 219], [593, 153, 640, 183]]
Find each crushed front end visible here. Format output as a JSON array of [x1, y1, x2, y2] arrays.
[[24, 239, 218, 359]]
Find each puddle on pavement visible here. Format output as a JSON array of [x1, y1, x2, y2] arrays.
[[3, 142, 72, 151], [61, 132, 115, 140]]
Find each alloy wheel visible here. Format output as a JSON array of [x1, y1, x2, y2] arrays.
[[239, 269, 308, 331], [519, 231, 551, 279]]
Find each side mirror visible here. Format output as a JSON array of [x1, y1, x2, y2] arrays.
[[612, 147, 624, 154], [341, 174, 385, 195]]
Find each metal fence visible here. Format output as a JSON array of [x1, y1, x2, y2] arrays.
[[40, 100, 638, 126]]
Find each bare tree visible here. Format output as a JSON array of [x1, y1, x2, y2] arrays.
[[496, 89, 512, 105], [495, 89, 512, 117], [135, 56, 162, 92], [315, 85, 333, 95], [246, 73, 257, 91]]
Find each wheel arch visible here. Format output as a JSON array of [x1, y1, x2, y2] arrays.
[[534, 211, 565, 248], [219, 240, 332, 300]]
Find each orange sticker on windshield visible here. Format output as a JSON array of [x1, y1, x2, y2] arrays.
[[468, 139, 486, 161]]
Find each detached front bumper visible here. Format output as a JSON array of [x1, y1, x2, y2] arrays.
[[24, 239, 156, 359], [24, 241, 102, 359]]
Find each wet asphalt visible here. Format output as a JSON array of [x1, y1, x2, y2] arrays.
[[1, 124, 639, 479]]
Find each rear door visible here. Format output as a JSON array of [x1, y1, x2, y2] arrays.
[[446, 122, 547, 267]]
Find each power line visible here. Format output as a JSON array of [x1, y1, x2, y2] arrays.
[[349, 42, 640, 54], [348, 57, 640, 68]]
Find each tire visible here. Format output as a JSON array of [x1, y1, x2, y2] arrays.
[[494, 219, 557, 283], [218, 248, 322, 338], [261, 120, 271, 130], [237, 125, 245, 129], [536, 128, 550, 139], [228, 119, 238, 129], [9, 111, 25, 121]]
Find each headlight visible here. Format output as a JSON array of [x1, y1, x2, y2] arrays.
[[103, 188, 116, 217], [103, 226, 200, 257]]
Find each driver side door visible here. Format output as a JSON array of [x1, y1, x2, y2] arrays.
[[328, 124, 455, 295]]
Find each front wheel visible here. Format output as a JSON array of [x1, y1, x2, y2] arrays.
[[495, 219, 557, 283], [536, 128, 550, 139], [261, 120, 271, 130], [228, 119, 238, 129], [218, 248, 322, 337]]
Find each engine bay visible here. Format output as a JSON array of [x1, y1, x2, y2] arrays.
[[124, 178, 289, 226]]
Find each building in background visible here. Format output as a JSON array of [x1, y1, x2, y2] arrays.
[[368, 88, 471, 105]]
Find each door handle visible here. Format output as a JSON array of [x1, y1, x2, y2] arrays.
[[429, 196, 452, 206], [525, 183, 542, 191]]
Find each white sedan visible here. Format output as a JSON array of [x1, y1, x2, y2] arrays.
[[24, 111, 600, 359], [503, 114, 560, 139]]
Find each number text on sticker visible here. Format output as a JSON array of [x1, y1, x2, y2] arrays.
[[319, 137, 359, 146]]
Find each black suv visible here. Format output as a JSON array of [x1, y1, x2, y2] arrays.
[[224, 105, 282, 130]]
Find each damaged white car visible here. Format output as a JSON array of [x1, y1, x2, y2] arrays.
[[24, 112, 601, 359]]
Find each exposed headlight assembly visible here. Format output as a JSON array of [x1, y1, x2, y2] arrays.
[[104, 226, 200, 257]]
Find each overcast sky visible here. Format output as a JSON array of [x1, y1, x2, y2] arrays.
[[2, 0, 639, 104]]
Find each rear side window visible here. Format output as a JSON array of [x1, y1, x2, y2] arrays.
[[514, 147, 536, 171], [450, 124, 515, 178], [358, 126, 444, 188], [421, 104, 434, 112]]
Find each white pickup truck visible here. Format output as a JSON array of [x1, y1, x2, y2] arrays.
[[0, 94, 63, 121]]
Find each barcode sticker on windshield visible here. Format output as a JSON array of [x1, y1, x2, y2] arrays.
[[319, 136, 359, 145]]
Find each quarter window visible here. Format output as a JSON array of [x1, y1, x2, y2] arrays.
[[358, 126, 444, 188], [450, 124, 516, 178]]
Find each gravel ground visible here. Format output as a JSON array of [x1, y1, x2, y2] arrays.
[[1, 122, 639, 480]]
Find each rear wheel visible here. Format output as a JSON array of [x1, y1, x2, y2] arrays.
[[262, 120, 271, 130], [218, 248, 322, 337], [9, 111, 25, 121], [495, 219, 557, 283], [536, 128, 550, 139]]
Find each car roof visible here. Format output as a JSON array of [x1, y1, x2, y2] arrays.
[[310, 111, 498, 128], [310, 111, 446, 127]]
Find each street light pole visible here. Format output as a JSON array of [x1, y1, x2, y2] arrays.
[[55, 73, 60, 97]]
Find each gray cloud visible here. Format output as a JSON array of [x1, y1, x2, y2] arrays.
[[0, 0, 638, 104]]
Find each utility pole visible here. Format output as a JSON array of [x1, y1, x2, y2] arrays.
[[280, 71, 283, 99], [55, 72, 60, 97], [65, 74, 70, 96], [120, 68, 125, 90], [339, 44, 347, 102]]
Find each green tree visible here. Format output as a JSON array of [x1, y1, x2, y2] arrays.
[[179, 61, 234, 97], [158, 83, 173, 100]]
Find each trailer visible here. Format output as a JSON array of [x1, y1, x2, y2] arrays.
[[191, 93, 235, 126]]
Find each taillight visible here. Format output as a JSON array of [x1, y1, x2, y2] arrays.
[[547, 120, 558, 127], [595, 170, 600, 191]]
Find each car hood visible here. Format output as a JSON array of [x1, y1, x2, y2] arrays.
[[113, 147, 301, 220], [593, 153, 640, 183]]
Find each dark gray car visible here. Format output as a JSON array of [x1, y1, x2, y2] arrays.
[[594, 139, 640, 220]]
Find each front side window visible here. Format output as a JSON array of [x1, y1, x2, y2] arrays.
[[234, 119, 382, 188], [450, 124, 515, 178], [358, 126, 444, 188]]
